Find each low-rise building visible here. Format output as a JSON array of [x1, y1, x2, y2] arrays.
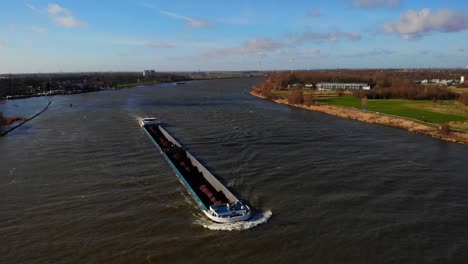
[[422, 79, 458, 86], [316, 82, 369, 91]]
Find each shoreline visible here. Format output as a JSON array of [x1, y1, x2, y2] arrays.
[[250, 91, 468, 146], [1, 76, 261, 101]]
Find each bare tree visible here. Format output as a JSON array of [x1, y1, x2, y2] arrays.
[[288, 89, 303, 105], [440, 123, 451, 135], [336, 88, 345, 97], [303, 91, 315, 107]]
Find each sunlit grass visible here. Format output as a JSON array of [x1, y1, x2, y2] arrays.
[[318, 96, 468, 125]]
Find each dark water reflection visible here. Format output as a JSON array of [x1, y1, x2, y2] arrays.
[[1, 78, 468, 263]]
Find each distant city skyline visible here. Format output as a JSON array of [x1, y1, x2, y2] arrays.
[[0, 0, 467, 73]]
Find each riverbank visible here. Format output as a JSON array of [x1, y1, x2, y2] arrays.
[[1, 81, 169, 101], [116, 80, 160, 88], [250, 91, 468, 145]]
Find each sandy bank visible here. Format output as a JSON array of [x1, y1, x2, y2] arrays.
[[250, 91, 468, 146]]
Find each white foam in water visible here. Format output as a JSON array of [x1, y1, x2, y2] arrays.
[[197, 210, 273, 231]]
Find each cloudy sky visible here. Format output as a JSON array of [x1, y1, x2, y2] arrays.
[[0, 0, 467, 73]]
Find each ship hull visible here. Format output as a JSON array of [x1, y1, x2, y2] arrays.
[[141, 120, 251, 223]]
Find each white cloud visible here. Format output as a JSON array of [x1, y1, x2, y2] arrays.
[[277, 49, 328, 61], [146, 40, 175, 48], [159, 10, 212, 28], [26, 3, 40, 12], [344, 48, 394, 57], [292, 30, 362, 44], [142, 3, 212, 28], [142, 2, 157, 9], [309, 48, 321, 55], [27, 3, 87, 28], [219, 17, 253, 25], [308, 10, 321, 17], [47, 3, 67, 15], [346, 32, 362, 41], [110, 38, 175, 49], [382, 8, 468, 39], [32, 26, 48, 33], [348, 0, 402, 9], [54, 15, 86, 28], [203, 38, 284, 58]]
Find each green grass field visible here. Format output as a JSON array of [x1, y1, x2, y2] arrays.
[[318, 96, 468, 125]]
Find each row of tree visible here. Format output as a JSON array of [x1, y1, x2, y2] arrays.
[[258, 70, 468, 91], [352, 85, 458, 100], [253, 70, 466, 101], [261, 71, 375, 90], [287, 89, 315, 106]]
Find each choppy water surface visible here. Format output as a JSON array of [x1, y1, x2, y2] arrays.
[[1, 78, 468, 263]]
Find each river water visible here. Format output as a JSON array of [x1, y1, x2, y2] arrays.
[[1, 78, 468, 263]]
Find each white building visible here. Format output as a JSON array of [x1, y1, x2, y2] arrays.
[[462, 76, 465, 84], [316, 82, 369, 91], [422, 79, 456, 86]]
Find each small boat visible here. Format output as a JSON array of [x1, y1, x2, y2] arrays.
[[140, 118, 252, 223], [173, 82, 185, 85]]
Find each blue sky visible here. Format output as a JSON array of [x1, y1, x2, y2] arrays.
[[0, 0, 467, 73]]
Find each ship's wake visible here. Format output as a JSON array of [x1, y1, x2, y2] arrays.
[[195, 209, 272, 231]]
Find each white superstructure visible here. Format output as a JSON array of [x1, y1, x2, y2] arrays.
[[139, 117, 159, 127]]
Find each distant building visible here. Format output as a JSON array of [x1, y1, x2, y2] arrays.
[[143, 70, 156, 77], [462, 76, 465, 84], [422, 79, 456, 86], [316, 82, 369, 91]]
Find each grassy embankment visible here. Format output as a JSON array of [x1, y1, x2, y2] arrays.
[[116, 81, 160, 88], [272, 91, 468, 132]]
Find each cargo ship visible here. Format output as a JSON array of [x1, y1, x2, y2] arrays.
[[140, 118, 252, 223]]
